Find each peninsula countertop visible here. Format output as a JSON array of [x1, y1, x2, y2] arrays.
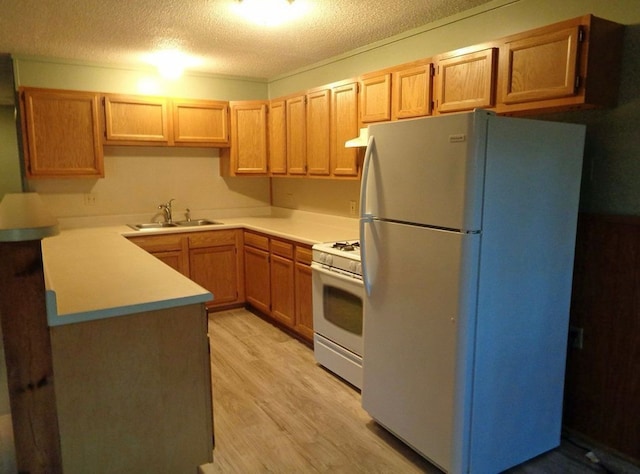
[[42, 209, 359, 326]]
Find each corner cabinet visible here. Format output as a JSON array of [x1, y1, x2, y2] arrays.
[[128, 229, 244, 311], [496, 14, 624, 114], [19, 87, 104, 178], [220, 100, 269, 176]]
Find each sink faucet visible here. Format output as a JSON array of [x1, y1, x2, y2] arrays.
[[158, 198, 175, 224]]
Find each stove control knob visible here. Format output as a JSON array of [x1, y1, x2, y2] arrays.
[[349, 261, 362, 274], [325, 254, 333, 266]]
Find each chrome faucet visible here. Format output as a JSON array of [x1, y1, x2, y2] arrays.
[[158, 198, 175, 223]]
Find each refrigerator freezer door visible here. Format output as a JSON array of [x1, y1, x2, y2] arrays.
[[361, 219, 480, 472], [362, 111, 490, 231]]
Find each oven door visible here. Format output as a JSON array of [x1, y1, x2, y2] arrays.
[[312, 262, 364, 357]]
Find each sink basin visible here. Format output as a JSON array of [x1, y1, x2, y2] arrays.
[[128, 222, 178, 230], [175, 219, 222, 227], [128, 219, 222, 231]]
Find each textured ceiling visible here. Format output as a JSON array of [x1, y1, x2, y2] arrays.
[[0, 0, 494, 79]]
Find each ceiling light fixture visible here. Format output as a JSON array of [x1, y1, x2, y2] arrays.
[[143, 49, 201, 80], [233, 0, 305, 27]]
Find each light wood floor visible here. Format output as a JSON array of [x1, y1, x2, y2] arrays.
[[203, 308, 638, 474]]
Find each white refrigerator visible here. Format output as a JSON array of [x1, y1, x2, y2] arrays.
[[359, 110, 586, 473]]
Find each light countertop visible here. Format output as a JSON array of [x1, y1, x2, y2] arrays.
[[42, 227, 212, 326], [43, 209, 359, 326]]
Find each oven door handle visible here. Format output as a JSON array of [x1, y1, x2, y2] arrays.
[[311, 262, 363, 286]]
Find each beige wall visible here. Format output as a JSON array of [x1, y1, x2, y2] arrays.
[[268, 0, 640, 217]]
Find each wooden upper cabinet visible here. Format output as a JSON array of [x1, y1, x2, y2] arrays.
[[172, 99, 229, 146], [286, 94, 307, 175], [103, 94, 170, 143], [496, 14, 624, 114], [331, 81, 359, 177], [20, 87, 104, 178], [306, 88, 331, 176], [269, 99, 287, 175], [359, 72, 391, 123], [224, 100, 268, 175], [434, 47, 497, 114], [500, 26, 580, 105], [392, 61, 433, 120]]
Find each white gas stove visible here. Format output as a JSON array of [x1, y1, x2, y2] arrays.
[[311, 241, 362, 279], [311, 240, 364, 388]]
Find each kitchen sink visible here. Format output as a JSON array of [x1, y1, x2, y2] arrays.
[[128, 219, 222, 230], [175, 219, 222, 226], [128, 222, 178, 230]]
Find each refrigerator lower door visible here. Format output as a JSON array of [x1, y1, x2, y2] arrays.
[[361, 219, 480, 472]]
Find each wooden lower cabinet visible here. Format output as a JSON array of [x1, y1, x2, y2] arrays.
[[244, 245, 271, 314], [294, 246, 314, 340], [244, 231, 313, 341], [127, 233, 190, 276], [128, 229, 244, 310], [189, 230, 244, 309]]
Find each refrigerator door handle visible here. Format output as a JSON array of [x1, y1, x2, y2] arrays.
[[359, 134, 375, 220], [360, 215, 373, 296]]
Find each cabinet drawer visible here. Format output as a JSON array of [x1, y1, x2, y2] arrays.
[[271, 239, 294, 259], [244, 231, 269, 251], [128, 233, 185, 252], [295, 246, 313, 265], [188, 230, 237, 249]]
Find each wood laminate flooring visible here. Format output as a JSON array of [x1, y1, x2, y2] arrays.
[[202, 308, 640, 474]]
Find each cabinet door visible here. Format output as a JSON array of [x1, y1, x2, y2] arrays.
[[244, 245, 271, 314], [306, 89, 331, 176], [270, 254, 295, 327], [392, 63, 433, 119], [20, 87, 104, 178], [154, 250, 189, 276], [360, 72, 391, 123], [294, 246, 314, 341], [128, 233, 190, 276], [228, 101, 268, 175], [190, 245, 239, 307], [435, 48, 497, 113], [286, 94, 307, 175], [103, 94, 170, 143], [172, 99, 229, 145], [269, 99, 287, 175], [331, 82, 359, 177], [499, 26, 581, 105]]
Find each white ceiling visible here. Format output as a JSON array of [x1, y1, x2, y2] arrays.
[[0, 0, 494, 80]]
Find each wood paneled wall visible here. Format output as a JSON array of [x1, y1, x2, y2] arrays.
[[564, 213, 640, 461]]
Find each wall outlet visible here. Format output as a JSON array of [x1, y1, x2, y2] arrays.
[[349, 200, 357, 216], [83, 193, 97, 206]]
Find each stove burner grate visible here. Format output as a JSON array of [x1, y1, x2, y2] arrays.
[[332, 241, 360, 252]]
